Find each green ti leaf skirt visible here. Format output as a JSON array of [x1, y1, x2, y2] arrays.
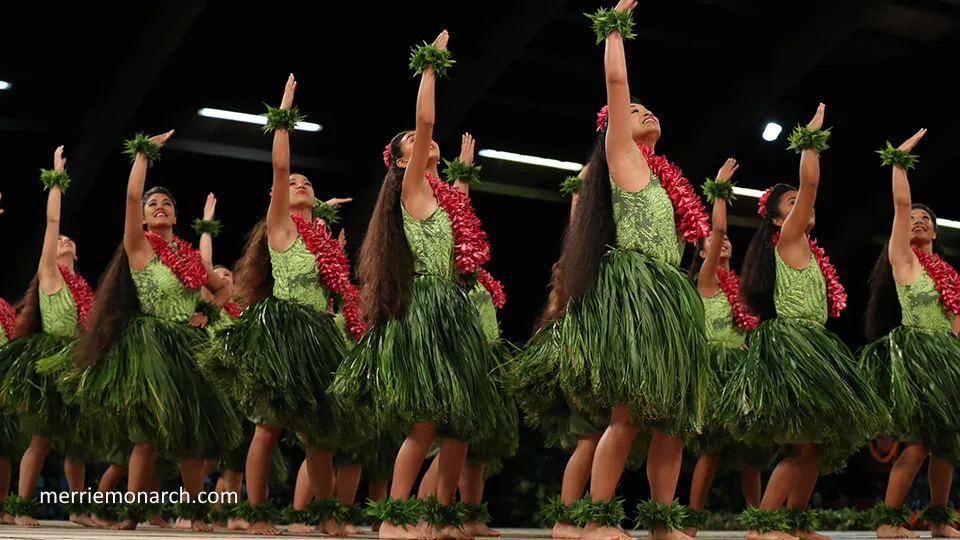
[[558, 248, 710, 437], [860, 326, 960, 465], [717, 317, 889, 474], [73, 315, 241, 459], [330, 275, 514, 444]]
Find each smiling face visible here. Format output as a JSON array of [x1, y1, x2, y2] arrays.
[[629, 103, 661, 144], [397, 131, 441, 168], [772, 190, 815, 232], [909, 208, 937, 248], [288, 174, 315, 208], [57, 235, 77, 261], [700, 233, 732, 262], [143, 192, 177, 229]]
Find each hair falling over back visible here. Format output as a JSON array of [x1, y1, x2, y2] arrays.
[[864, 203, 945, 341], [739, 183, 796, 322], [232, 219, 273, 307], [686, 236, 707, 283], [13, 276, 42, 339], [74, 243, 140, 368], [359, 131, 415, 326]]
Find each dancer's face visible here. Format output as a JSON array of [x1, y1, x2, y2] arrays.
[[700, 234, 731, 262], [289, 174, 315, 208], [143, 192, 177, 229], [909, 208, 937, 247], [57, 235, 77, 261], [772, 190, 815, 232], [397, 131, 441, 167], [629, 103, 661, 143]]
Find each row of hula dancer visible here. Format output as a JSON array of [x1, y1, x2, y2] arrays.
[[0, 2, 958, 539]]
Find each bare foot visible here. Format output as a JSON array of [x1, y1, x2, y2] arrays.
[[70, 513, 97, 528], [464, 521, 500, 537], [193, 520, 214, 533], [380, 521, 433, 540], [91, 515, 116, 528], [796, 531, 832, 540], [746, 530, 799, 540], [932, 525, 960, 538], [112, 519, 138, 530], [175, 517, 192, 529], [149, 514, 171, 528], [1, 512, 16, 525], [553, 522, 585, 539], [438, 525, 474, 540], [878, 526, 919, 539], [650, 530, 695, 540], [229, 517, 250, 531], [320, 518, 349, 536], [289, 523, 313, 534], [345, 523, 365, 534], [247, 521, 281, 536], [682, 528, 698, 538], [14, 515, 39, 527], [582, 525, 634, 540]]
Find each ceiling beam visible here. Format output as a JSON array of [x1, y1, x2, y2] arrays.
[[671, 0, 891, 175], [164, 138, 351, 174]]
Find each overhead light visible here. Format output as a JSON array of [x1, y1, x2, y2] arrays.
[[0, 81, 11, 90], [762, 122, 782, 142], [198, 107, 321, 132], [733, 186, 766, 198], [939, 219, 960, 230], [478, 149, 583, 172]]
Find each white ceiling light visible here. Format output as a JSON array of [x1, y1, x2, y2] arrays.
[[733, 186, 766, 198], [762, 122, 782, 142], [0, 81, 11, 90], [477, 149, 583, 172], [938, 218, 960, 230], [198, 107, 321, 132]]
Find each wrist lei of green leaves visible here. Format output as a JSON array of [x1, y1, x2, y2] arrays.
[[786, 506, 821, 532], [409, 42, 455, 78], [877, 141, 919, 170], [308, 498, 351, 523], [560, 176, 582, 197], [685, 508, 709, 528], [635, 500, 687, 532], [64, 499, 94, 516], [702, 177, 737, 204], [740, 507, 789, 534], [443, 157, 481, 185], [312, 199, 341, 225], [870, 503, 912, 527], [586, 8, 637, 44], [418, 496, 469, 528], [40, 168, 72, 192], [192, 218, 222, 238], [122, 133, 162, 167], [919, 505, 959, 527], [92, 501, 121, 521], [786, 126, 831, 156], [196, 299, 222, 324], [262, 104, 305, 133]]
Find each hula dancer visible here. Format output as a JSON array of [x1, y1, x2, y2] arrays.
[[199, 74, 362, 536], [0, 290, 18, 526], [683, 160, 770, 537], [0, 146, 97, 527], [72, 129, 241, 531], [331, 30, 512, 540], [557, 3, 711, 540], [717, 104, 886, 540], [862, 129, 960, 539]]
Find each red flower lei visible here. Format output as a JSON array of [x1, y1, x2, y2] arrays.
[[772, 232, 847, 318], [144, 231, 208, 289], [289, 213, 366, 341], [427, 174, 491, 273], [58, 264, 94, 328], [912, 247, 960, 317], [223, 301, 243, 318], [636, 144, 709, 243], [0, 298, 17, 340], [716, 267, 758, 330], [477, 268, 506, 309]]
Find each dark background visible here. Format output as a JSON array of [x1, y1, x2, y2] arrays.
[[2, 0, 959, 524]]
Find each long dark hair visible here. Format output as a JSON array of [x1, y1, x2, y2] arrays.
[[533, 262, 567, 333], [232, 218, 272, 307], [358, 131, 416, 326], [739, 183, 796, 321], [74, 186, 176, 368], [864, 203, 945, 341], [13, 276, 42, 339], [686, 236, 709, 282]]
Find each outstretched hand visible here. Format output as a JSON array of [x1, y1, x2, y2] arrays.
[[281, 74, 297, 110], [54, 145, 66, 172], [716, 158, 739, 182], [325, 197, 353, 208], [433, 30, 449, 51], [807, 103, 825, 130], [149, 130, 175, 146], [338, 229, 346, 250], [898, 128, 927, 152], [460, 133, 476, 166], [189, 312, 209, 329], [203, 193, 217, 221], [614, 0, 637, 12]]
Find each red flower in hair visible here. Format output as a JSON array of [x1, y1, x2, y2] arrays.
[[0, 298, 17, 340], [383, 144, 392, 168], [758, 187, 774, 218], [145, 232, 208, 289], [771, 232, 847, 318], [716, 267, 758, 330], [912, 247, 960, 317], [596, 105, 609, 132], [58, 265, 94, 329]]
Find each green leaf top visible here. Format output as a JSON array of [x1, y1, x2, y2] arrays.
[[443, 157, 481, 185], [409, 43, 455, 78], [122, 133, 162, 167], [586, 8, 637, 44], [262, 104, 306, 133], [39, 168, 71, 192], [192, 218, 222, 238], [786, 125, 831, 156], [876, 141, 919, 170], [702, 178, 737, 204]]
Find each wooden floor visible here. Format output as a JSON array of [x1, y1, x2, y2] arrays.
[[0, 523, 912, 540]]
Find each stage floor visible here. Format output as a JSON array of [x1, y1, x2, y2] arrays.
[[0, 523, 914, 540]]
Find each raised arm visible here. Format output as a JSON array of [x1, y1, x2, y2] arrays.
[[779, 104, 825, 249], [402, 31, 448, 219], [266, 74, 299, 248], [887, 129, 927, 284], [199, 193, 216, 265], [125, 130, 174, 270], [38, 146, 67, 294], [453, 133, 476, 196], [698, 159, 738, 296]]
